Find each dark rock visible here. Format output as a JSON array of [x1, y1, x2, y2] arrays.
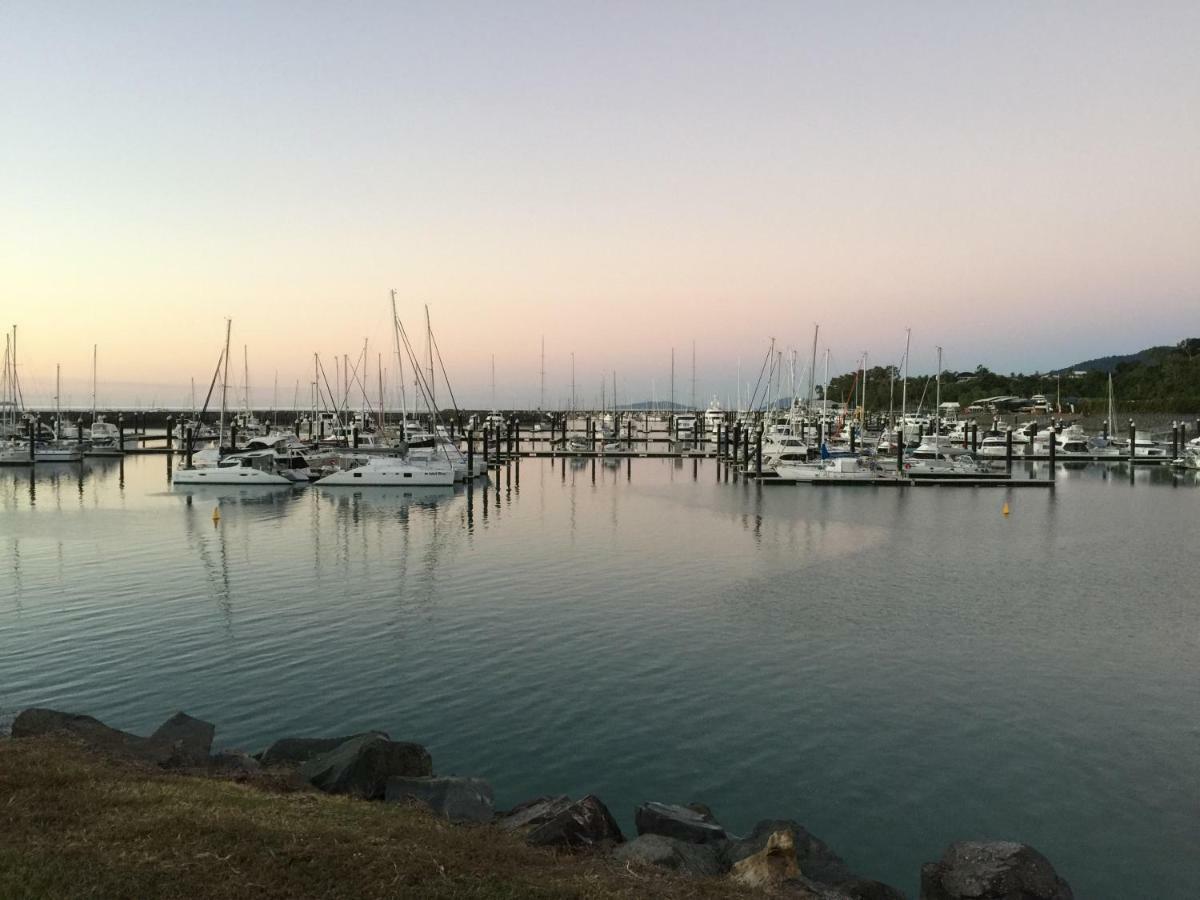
[[259, 733, 386, 767], [299, 733, 431, 799], [524, 795, 625, 848], [613, 833, 724, 877], [920, 841, 1073, 900], [635, 801, 727, 844], [496, 795, 574, 831], [778, 875, 870, 899], [207, 751, 262, 775], [834, 878, 908, 900], [385, 776, 494, 823], [148, 712, 215, 766], [11, 708, 147, 756], [687, 801, 716, 820], [723, 819, 854, 885]]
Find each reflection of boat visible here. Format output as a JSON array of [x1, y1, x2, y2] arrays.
[[172, 482, 296, 504], [319, 484, 458, 507]]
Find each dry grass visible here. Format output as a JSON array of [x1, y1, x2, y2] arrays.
[[0, 737, 755, 900]]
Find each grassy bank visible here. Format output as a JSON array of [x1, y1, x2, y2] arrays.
[[0, 738, 750, 900]]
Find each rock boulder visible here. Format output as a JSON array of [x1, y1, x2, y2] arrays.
[[723, 819, 853, 884], [148, 712, 215, 766], [614, 833, 725, 877], [635, 801, 727, 844], [299, 733, 432, 799], [920, 841, 1073, 900], [510, 794, 624, 848], [731, 828, 801, 888], [385, 776, 494, 823], [496, 795, 574, 831], [10, 707, 216, 767], [259, 733, 386, 767]]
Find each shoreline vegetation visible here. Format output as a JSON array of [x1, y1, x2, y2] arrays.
[[2, 708, 1074, 899]]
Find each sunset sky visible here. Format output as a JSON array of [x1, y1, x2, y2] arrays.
[[3, 1, 1198, 409]]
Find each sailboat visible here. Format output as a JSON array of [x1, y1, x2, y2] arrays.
[[85, 345, 123, 457]]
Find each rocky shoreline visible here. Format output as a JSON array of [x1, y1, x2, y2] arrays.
[[7, 707, 1074, 900]]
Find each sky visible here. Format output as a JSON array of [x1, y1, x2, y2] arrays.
[[2, 1, 1198, 409]]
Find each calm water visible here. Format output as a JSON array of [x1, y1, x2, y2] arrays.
[[1, 454, 1197, 898]]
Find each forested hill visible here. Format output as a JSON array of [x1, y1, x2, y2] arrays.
[[823, 338, 1200, 414]]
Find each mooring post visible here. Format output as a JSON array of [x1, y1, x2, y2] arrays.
[[742, 425, 750, 469], [77, 419, 84, 446], [165, 417, 173, 450], [1180, 422, 1188, 450], [896, 429, 904, 473], [28, 418, 36, 463], [917, 422, 924, 444], [1049, 430, 1057, 478], [1005, 428, 1013, 473], [732, 422, 740, 462], [352, 425, 359, 448], [850, 424, 857, 454], [185, 426, 193, 467], [467, 429, 474, 474], [1171, 421, 1178, 459], [816, 419, 823, 452], [118, 415, 125, 452], [230, 423, 239, 452], [755, 426, 763, 478], [1128, 420, 1136, 461]]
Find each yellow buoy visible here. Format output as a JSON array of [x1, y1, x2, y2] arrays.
[[212, 505, 221, 523], [1002, 501, 1010, 517]]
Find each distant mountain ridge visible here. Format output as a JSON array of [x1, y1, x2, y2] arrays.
[[1053, 346, 1172, 374]]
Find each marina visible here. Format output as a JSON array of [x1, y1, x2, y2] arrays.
[[2, 451, 1198, 899]]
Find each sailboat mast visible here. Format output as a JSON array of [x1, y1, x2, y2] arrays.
[[901, 327, 911, 425], [55, 363, 61, 439], [691, 340, 695, 411], [822, 348, 829, 425], [92, 344, 98, 423], [670, 347, 675, 412], [219, 319, 231, 449], [934, 346, 943, 448], [861, 351, 868, 428], [808, 324, 819, 411], [540, 336, 545, 412], [425, 305, 435, 412], [390, 289, 407, 427]]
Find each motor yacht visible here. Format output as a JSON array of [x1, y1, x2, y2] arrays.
[[173, 446, 313, 485], [903, 440, 1002, 479]]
